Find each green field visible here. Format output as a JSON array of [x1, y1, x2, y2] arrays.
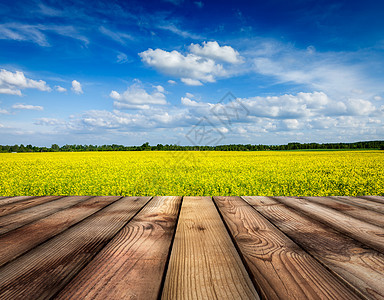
[[0, 151, 383, 196]]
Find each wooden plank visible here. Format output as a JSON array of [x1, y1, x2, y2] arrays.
[[161, 196, 259, 300], [0, 196, 38, 207], [330, 196, 384, 214], [55, 196, 181, 300], [213, 196, 361, 300], [301, 196, 384, 227], [0, 196, 150, 299], [243, 196, 384, 300], [0, 196, 92, 235], [0, 196, 121, 267], [0, 195, 62, 217], [359, 195, 384, 204], [273, 196, 384, 253]]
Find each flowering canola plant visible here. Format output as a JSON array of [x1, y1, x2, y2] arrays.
[[0, 150, 383, 196]]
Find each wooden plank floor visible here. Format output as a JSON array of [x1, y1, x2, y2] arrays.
[[0, 196, 383, 300]]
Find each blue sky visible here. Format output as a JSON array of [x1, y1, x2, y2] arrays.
[[0, 0, 383, 146]]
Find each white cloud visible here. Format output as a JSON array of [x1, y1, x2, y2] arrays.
[[345, 98, 376, 116], [0, 88, 22, 96], [140, 48, 224, 85], [157, 24, 203, 39], [241, 92, 379, 121], [34, 118, 65, 126], [168, 80, 177, 85], [242, 92, 330, 119], [155, 85, 165, 93], [306, 45, 316, 54], [186, 92, 194, 98], [140, 42, 243, 85], [0, 108, 9, 114], [117, 52, 129, 64], [0, 23, 88, 46], [37, 3, 62, 16], [12, 104, 43, 111], [218, 127, 229, 134], [248, 40, 379, 98], [351, 89, 364, 95], [181, 97, 200, 106], [310, 117, 338, 129], [79, 108, 188, 130], [374, 96, 382, 101], [55, 85, 67, 92], [189, 41, 243, 64], [0, 23, 49, 46], [0, 69, 51, 95], [110, 83, 167, 110], [71, 80, 83, 94], [99, 26, 133, 44], [282, 119, 300, 130], [181, 78, 203, 86]]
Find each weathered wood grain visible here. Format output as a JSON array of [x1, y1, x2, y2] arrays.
[[161, 196, 259, 300], [301, 196, 384, 227], [213, 196, 361, 300], [0, 196, 92, 235], [0, 196, 150, 299], [56, 196, 181, 300], [243, 196, 384, 300], [0, 196, 122, 267], [330, 196, 384, 214], [0, 196, 36, 207], [273, 196, 384, 253], [0, 195, 62, 217], [359, 195, 384, 204]]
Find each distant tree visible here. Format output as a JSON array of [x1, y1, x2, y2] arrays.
[[140, 142, 150, 150], [10, 145, 19, 152]]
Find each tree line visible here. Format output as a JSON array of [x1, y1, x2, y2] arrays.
[[0, 140, 383, 153]]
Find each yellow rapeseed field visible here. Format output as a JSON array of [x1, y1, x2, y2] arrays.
[[0, 150, 383, 196]]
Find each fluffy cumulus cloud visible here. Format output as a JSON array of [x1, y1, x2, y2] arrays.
[[345, 98, 376, 116], [139, 48, 223, 85], [0, 69, 51, 95], [242, 92, 330, 119], [181, 96, 200, 106], [71, 80, 83, 94], [110, 83, 167, 109], [189, 41, 243, 64], [12, 103, 44, 111], [30, 89, 383, 144], [242, 91, 381, 121], [139, 41, 242, 85]]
